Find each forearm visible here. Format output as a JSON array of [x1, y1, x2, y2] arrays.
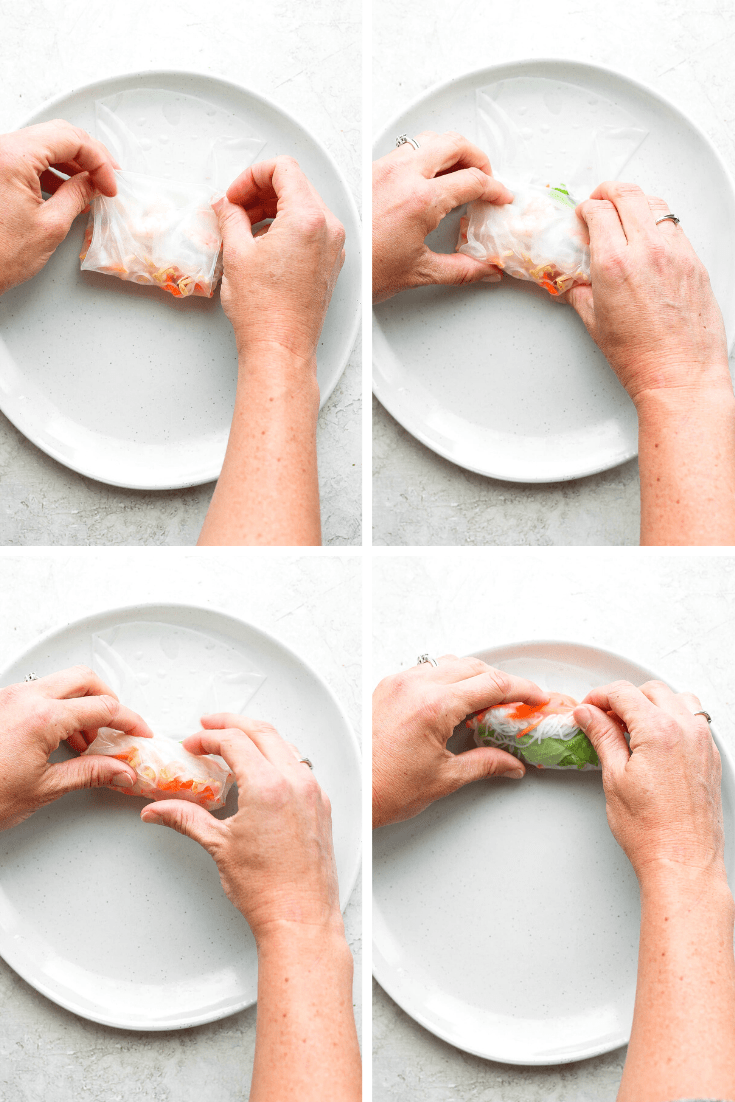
[[251, 922, 361, 1102], [198, 350, 321, 546], [636, 383, 735, 545], [619, 869, 735, 1102]]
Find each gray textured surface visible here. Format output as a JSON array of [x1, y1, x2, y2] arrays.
[[372, 550, 735, 1101], [372, 0, 735, 546], [0, 550, 361, 1101], [0, 0, 361, 546]]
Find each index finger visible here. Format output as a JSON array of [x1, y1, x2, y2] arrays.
[[182, 727, 272, 788], [412, 131, 493, 178], [431, 167, 513, 211], [11, 121, 118, 196], [575, 197, 627, 253], [453, 670, 548, 715], [200, 712, 303, 774], [582, 680, 663, 729], [589, 181, 658, 243], [64, 696, 153, 740], [226, 156, 325, 215], [32, 664, 119, 701]]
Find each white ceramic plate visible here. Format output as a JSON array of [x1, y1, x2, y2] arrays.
[[373, 60, 735, 482], [0, 71, 360, 489], [373, 640, 735, 1065], [0, 603, 361, 1030]]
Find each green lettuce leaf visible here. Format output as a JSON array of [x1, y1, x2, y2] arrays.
[[477, 725, 599, 770]]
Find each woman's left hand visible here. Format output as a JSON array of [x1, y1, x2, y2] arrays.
[[0, 665, 153, 830], [0, 120, 118, 295], [372, 130, 512, 302]]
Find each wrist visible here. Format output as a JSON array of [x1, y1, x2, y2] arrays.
[[254, 912, 348, 955], [634, 376, 735, 418], [638, 859, 733, 913]]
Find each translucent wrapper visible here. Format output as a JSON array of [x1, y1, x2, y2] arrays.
[[80, 89, 265, 298], [83, 730, 235, 811], [457, 78, 648, 296], [90, 621, 266, 740], [467, 692, 600, 770], [80, 171, 224, 297]]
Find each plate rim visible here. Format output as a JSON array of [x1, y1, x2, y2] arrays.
[[0, 599, 362, 1031], [372, 56, 735, 484], [372, 636, 735, 1065], [2, 67, 361, 491]]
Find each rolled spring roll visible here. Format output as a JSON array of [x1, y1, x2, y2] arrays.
[[467, 692, 600, 770], [83, 730, 235, 810]]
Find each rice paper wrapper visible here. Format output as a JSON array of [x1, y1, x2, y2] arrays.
[[467, 693, 601, 770], [83, 730, 235, 811], [90, 621, 266, 739], [80, 89, 265, 297], [457, 78, 647, 295]]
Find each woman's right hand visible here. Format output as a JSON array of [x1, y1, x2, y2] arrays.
[[213, 157, 346, 368], [574, 680, 725, 891], [372, 130, 513, 302], [567, 181, 732, 407], [140, 713, 341, 944]]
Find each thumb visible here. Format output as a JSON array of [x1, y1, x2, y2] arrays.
[[213, 196, 253, 247], [42, 172, 95, 239], [449, 746, 525, 790], [573, 705, 629, 775], [564, 283, 595, 332], [43, 754, 137, 799], [140, 798, 225, 853], [423, 248, 503, 288]]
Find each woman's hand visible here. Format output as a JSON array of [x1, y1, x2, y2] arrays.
[[567, 181, 732, 405], [140, 713, 341, 943], [372, 130, 513, 302], [574, 679, 725, 891], [213, 157, 346, 369], [0, 666, 153, 830], [0, 120, 118, 295], [372, 656, 547, 827]]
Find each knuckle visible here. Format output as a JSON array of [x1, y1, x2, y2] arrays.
[[441, 130, 464, 153], [260, 774, 290, 806], [608, 181, 644, 201], [300, 207, 328, 235], [330, 217, 346, 249], [488, 669, 512, 697], [598, 249, 629, 280], [97, 695, 119, 723], [72, 663, 96, 681]]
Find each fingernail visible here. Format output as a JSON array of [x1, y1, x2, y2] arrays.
[[575, 706, 590, 725], [211, 197, 225, 212], [481, 273, 502, 283], [506, 769, 525, 780], [112, 772, 134, 788]]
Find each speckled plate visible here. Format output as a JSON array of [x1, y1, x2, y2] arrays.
[[0, 71, 360, 490], [373, 640, 735, 1064], [0, 603, 361, 1030], [373, 59, 735, 482]]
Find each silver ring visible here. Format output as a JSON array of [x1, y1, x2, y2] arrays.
[[396, 134, 420, 151], [417, 654, 438, 667], [299, 758, 313, 769], [24, 672, 39, 682], [655, 214, 680, 226], [694, 710, 712, 723]]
